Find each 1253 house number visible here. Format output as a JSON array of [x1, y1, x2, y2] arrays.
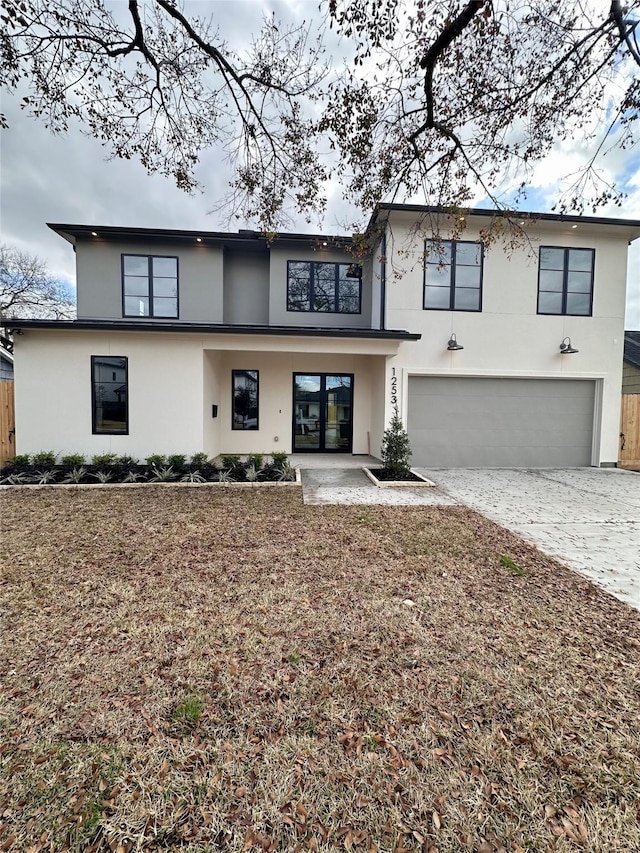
[[390, 367, 397, 406]]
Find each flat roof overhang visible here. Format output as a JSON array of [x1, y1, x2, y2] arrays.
[[47, 223, 354, 251], [7, 320, 419, 357], [5, 319, 420, 341], [368, 204, 640, 240]]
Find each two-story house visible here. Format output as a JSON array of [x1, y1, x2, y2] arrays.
[[8, 205, 640, 467]]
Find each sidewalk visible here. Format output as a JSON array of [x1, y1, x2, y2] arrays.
[[298, 460, 455, 506]]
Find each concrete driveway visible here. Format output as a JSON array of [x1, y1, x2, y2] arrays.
[[418, 467, 640, 611]]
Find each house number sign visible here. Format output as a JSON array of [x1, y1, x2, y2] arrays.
[[390, 367, 398, 407]]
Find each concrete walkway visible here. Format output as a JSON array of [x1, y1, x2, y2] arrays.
[[300, 466, 455, 506], [296, 458, 640, 611], [419, 467, 640, 611]]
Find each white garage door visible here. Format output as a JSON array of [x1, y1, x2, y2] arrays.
[[407, 377, 596, 467]]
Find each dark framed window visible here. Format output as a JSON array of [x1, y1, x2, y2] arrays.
[[424, 240, 483, 311], [122, 254, 179, 318], [92, 356, 128, 435], [537, 247, 594, 316], [287, 261, 361, 313], [232, 370, 259, 430]]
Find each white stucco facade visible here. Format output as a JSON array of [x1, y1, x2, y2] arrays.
[[376, 210, 634, 465], [13, 328, 395, 459], [9, 208, 640, 466]]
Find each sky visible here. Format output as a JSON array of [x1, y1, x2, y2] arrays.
[[1, 0, 639, 327]]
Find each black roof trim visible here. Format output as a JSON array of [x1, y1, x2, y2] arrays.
[[47, 223, 354, 249], [369, 203, 640, 231], [6, 318, 421, 341], [624, 331, 640, 369]]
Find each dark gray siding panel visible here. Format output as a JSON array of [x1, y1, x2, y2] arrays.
[[408, 377, 595, 467]]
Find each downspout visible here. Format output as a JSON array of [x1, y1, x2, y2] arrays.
[[380, 231, 387, 330]]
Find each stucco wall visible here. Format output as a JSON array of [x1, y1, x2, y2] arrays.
[[13, 330, 395, 459], [268, 246, 372, 328], [222, 251, 270, 325], [76, 237, 224, 323], [207, 350, 375, 456], [14, 330, 206, 458], [381, 213, 632, 465], [203, 350, 222, 459]]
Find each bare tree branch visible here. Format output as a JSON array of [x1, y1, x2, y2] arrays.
[[0, 245, 75, 320], [1, 0, 639, 233]]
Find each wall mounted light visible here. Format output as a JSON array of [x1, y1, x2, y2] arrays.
[[559, 337, 579, 354], [447, 334, 464, 351], [196, 237, 202, 242], [91, 231, 98, 237]]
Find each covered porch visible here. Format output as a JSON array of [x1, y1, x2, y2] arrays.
[[201, 329, 412, 460]]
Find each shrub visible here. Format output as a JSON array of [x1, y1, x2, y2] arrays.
[[181, 470, 207, 483], [92, 470, 113, 483], [32, 450, 56, 466], [245, 464, 258, 482], [32, 469, 58, 485], [149, 465, 176, 482], [247, 453, 264, 470], [1, 471, 31, 485], [61, 453, 85, 466], [62, 467, 87, 484], [380, 405, 412, 477], [167, 454, 186, 469], [117, 454, 138, 467], [271, 451, 288, 469], [276, 461, 296, 482], [146, 453, 167, 468], [221, 454, 241, 469], [5, 454, 31, 469], [91, 452, 118, 466], [121, 470, 144, 483], [190, 452, 209, 466]]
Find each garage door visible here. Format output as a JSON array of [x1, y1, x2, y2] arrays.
[[407, 377, 596, 467]]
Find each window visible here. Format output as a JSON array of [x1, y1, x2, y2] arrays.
[[424, 240, 483, 311], [122, 254, 178, 318], [287, 261, 361, 313], [92, 356, 128, 434], [537, 247, 594, 316], [232, 370, 259, 430]]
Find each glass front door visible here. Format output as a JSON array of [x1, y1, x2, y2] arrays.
[[293, 374, 353, 452]]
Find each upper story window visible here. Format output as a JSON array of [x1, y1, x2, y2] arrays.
[[122, 254, 178, 318], [537, 247, 594, 316], [287, 261, 361, 314], [424, 240, 483, 311], [91, 355, 128, 435]]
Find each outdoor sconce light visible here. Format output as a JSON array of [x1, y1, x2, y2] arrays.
[[559, 337, 579, 354], [447, 334, 464, 351]]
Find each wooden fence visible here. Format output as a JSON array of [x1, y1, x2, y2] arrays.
[[619, 394, 640, 470], [0, 380, 15, 467]]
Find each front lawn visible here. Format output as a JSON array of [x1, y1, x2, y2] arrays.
[[1, 488, 639, 852]]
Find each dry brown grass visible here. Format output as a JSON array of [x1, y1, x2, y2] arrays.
[[1, 486, 640, 853]]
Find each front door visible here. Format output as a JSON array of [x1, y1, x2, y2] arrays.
[[293, 374, 353, 452]]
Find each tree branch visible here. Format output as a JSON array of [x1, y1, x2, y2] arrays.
[[611, 0, 640, 66]]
